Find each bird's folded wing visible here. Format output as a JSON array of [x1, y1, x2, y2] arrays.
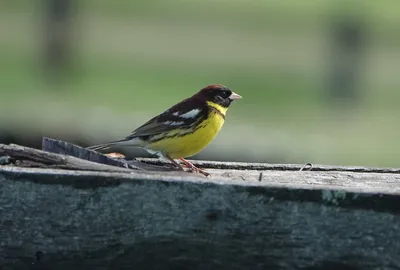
[[125, 106, 207, 139]]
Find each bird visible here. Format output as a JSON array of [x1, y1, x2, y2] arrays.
[[87, 84, 242, 176]]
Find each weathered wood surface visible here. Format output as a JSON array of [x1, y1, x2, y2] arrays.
[[41, 136, 179, 172], [0, 143, 133, 173], [41, 136, 142, 170], [0, 142, 400, 270], [0, 138, 177, 173]]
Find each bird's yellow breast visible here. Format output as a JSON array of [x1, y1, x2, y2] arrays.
[[147, 101, 226, 159]]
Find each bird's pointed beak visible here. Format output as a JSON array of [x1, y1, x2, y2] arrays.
[[229, 92, 242, 100]]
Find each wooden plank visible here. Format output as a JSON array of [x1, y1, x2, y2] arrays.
[[1, 143, 400, 269], [42, 136, 140, 169], [0, 138, 181, 173], [140, 157, 400, 174], [0, 143, 134, 173]]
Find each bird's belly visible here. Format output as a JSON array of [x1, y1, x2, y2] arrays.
[[148, 112, 225, 159]]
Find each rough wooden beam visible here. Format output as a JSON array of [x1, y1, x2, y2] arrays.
[[0, 139, 179, 173], [0, 143, 400, 269], [140, 157, 400, 174], [0, 143, 133, 173]]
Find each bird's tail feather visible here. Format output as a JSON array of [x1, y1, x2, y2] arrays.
[[86, 143, 115, 152], [87, 138, 140, 152]]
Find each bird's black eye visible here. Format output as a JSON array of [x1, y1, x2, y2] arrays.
[[220, 90, 231, 99]]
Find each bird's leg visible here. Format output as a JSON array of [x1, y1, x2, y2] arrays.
[[164, 155, 185, 171], [179, 158, 210, 177]]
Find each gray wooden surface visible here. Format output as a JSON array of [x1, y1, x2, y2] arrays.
[[1, 162, 400, 270]]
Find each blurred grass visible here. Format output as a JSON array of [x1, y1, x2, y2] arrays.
[[0, 1, 400, 167]]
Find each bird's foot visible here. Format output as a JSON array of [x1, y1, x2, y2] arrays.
[[163, 155, 185, 171], [179, 158, 210, 177]]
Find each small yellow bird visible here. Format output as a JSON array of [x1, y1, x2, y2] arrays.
[[88, 84, 242, 176]]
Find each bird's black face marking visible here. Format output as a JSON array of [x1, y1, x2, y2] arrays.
[[197, 85, 235, 108], [213, 89, 233, 107]]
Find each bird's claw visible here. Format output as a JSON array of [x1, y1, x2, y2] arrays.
[[188, 167, 210, 177], [179, 158, 210, 177]]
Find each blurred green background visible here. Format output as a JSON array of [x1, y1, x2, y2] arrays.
[[0, 0, 399, 166]]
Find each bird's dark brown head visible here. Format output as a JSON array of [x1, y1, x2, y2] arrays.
[[195, 84, 242, 108]]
